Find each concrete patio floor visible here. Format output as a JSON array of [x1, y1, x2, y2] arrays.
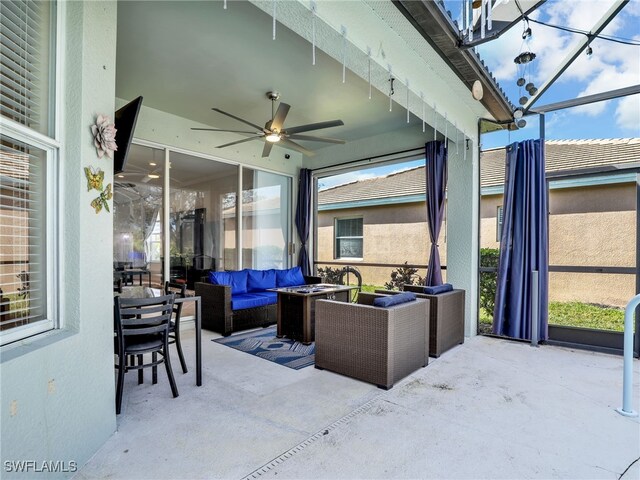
[[76, 326, 640, 480]]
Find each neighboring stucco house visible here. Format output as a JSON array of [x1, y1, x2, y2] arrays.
[[317, 138, 638, 306]]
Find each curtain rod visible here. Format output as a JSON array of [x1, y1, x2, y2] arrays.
[[309, 146, 425, 173]]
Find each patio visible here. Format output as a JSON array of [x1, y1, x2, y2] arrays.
[[77, 326, 640, 479]]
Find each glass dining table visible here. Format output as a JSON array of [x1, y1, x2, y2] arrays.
[[114, 286, 203, 386]]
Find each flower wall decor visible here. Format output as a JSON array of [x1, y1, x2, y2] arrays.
[[91, 114, 117, 159], [84, 166, 112, 214]]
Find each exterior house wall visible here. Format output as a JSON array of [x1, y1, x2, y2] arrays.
[[1, 2, 118, 475], [481, 183, 636, 308], [317, 203, 446, 286]]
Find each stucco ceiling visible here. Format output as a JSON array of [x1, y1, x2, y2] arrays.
[[115, 0, 427, 157]]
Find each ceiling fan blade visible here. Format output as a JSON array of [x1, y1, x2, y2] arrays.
[[212, 108, 264, 131], [191, 128, 260, 134], [280, 138, 315, 157], [216, 137, 261, 149], [283, 119, 344, 135], [287, 134, 345, 144], [270, 102, 290, 132], [261, 142, 274, 158]]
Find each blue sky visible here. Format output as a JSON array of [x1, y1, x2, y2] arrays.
[[320, 1, 639, 188], [445, 0, 640, 148]]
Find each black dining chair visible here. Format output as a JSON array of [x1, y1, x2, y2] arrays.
[[164, 281, 188, 374], [114, 294, 178, 415]]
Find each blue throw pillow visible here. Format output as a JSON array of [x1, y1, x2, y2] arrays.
[[423, 283, 453, 295], [209, 270, 248, 295], [276, 267, 306, 287], [247, 269, 276, 291], [373, 292, 417, 307]]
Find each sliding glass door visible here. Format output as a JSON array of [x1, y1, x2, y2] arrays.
[[167, 151, 239, 288], [242, 168, 291, 270], [114, 144, 293, 292], [113, 144, 164, 286]]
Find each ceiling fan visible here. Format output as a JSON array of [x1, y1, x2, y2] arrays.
[[115, 164, 163, 183], [192, 91, 346, 157]]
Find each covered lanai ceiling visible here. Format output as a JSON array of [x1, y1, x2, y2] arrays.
[[115, 1, 432, 158]]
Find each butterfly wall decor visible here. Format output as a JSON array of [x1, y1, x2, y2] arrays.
[[84, 166, 104, 191], [91, 183, 112, 214]]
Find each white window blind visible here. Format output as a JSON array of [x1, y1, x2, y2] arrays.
[[0, 0, 53, 136], [0, 135, 47, 333]]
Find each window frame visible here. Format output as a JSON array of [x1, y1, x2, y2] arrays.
[[0, 122, 60, 346], [0, 1, 61, 346], [334, 216, 364, 260]]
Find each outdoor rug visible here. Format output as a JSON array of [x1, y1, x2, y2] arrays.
[[213, 326, 314, 370]]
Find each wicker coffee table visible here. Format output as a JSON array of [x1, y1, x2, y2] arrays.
[[269, 284, 358, 344]]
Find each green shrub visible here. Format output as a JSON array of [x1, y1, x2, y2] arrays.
[[479, 248, 500, 316], [384, 262, 425, 290], [317, 266, 343, 284]]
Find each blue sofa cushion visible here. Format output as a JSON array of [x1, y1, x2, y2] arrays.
[[423, 283, 453, 295], [247, 269, 276, 292], [276, 267, 306, 287], [373, 292, 417, 308], [209, 270, 249, 295], [231, 293, 272, 311], [252, 291, 278, 303]]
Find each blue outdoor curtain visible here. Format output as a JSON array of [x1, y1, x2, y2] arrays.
[[493, 139, 548, 340], [295, 168, 312, 276], [425, 141, 448, 286]]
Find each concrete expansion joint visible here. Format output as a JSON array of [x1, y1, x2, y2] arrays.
[[240, 391, 387, 480]]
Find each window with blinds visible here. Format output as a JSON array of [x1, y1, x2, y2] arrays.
[[497, 205, 504, 242], [0, 0, 54, 136], [1, 0, 56, 344], [335, 217, 363, 259], [0, 136, 47, 334]]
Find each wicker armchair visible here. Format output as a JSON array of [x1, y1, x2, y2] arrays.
[[375, 286, 465, 357], [315, 292, 430, 390]]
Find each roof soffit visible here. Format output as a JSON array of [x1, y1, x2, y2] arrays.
[[393, 0, 515, 126]]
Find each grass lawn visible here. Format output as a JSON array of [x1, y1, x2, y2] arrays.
[[360, 286, 625, 333], [480, 302, 624, 332], [361, 284, 379, 293]]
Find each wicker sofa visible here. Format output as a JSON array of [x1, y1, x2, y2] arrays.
[[375, 285, 465, 357], [315, 292, 430, 389], [194, 267, 320, 336]]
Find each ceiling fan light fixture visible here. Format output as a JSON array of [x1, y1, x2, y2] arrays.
[[265, 133, 281, 143]]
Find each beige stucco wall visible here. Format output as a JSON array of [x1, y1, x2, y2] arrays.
[[318, 182, 636, 305], [481, 183, 636, 308], [317, 202, 447, 286]]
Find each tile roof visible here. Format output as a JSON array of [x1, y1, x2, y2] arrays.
[[318, 139, 640, 205], [481, 138, 640, 188], [318, 166, 426, 206]]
